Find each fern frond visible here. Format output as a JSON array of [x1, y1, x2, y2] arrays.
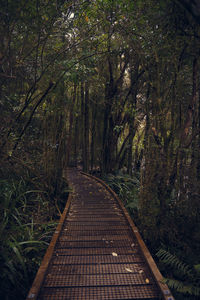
[[164, 278, 200, 296], [156, 249, 193, 276]]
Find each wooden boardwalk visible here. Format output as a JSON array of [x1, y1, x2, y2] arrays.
[[27, 168, 174, 300]]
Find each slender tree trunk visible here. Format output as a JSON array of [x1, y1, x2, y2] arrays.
[[83, 81, 89, 172], [102, 55, 114, 174], [181, 58, 198, 145], [102, 97, 112, 173], [91, 101, 97, 171], [127, 120, 134, 175], [12, 82, 54, 153], [198, 71, 200, 180], [127, 64, 139, 175], [73, 116, 79, 167], [73, 84, 81, 167], [81, 81, 84, 169], [66, 83, 76, 166], [191, 58, 198, 174]]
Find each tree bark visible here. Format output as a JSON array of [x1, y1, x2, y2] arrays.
[[90, 101, 97, 171], [66, 83, 76, 166], [83, 81, 89, 172]]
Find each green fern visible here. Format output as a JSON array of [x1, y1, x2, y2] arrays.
[[0, 177, 59, 299], [157, 249, 200, 297], [164, 278, 200, 296], [102, 173, 140, 210], [157, 249, 193, 277]]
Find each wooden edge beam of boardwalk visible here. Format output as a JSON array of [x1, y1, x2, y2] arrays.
[[27, 168, 174, 300]]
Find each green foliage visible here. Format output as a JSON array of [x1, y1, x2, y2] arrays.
[[0, 177, 58, 300], [157, 249, 200, 299], [102, 171, 140, 212]]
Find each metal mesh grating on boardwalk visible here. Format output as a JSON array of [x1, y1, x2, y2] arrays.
[[39, 285, 160, 300], [27, 168, 174, 300]]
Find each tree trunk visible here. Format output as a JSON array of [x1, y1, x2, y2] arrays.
[[81, 81, 84, 169], [90, 101, 97, 171], [83, 81, 89, 172], [198, 70, 200, 180], [66, 83, 76, 166], [127, 120, 134, 175], [127, 63, 139, 175]]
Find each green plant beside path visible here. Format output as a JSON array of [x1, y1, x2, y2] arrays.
[[157, 249, 200, 299], [102, 171, 140, 218], [0, 177, 66, 300]]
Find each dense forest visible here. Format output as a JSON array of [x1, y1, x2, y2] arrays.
[[0, 0, 200, 299]]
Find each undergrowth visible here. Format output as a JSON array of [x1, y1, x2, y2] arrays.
[[156, 249, 200, 299], [102, 170, 200, 300], [102, 170, 140, 220], [0, 175, 68, 300]]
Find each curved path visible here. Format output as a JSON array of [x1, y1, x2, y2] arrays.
[[27, 168, 173, 300]]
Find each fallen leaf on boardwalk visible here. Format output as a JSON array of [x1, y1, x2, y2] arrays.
[[139, 270, 143, 274], [112, 252, 118, 256], [125, 267, 133, 273], [145, 278, 150, 283]]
